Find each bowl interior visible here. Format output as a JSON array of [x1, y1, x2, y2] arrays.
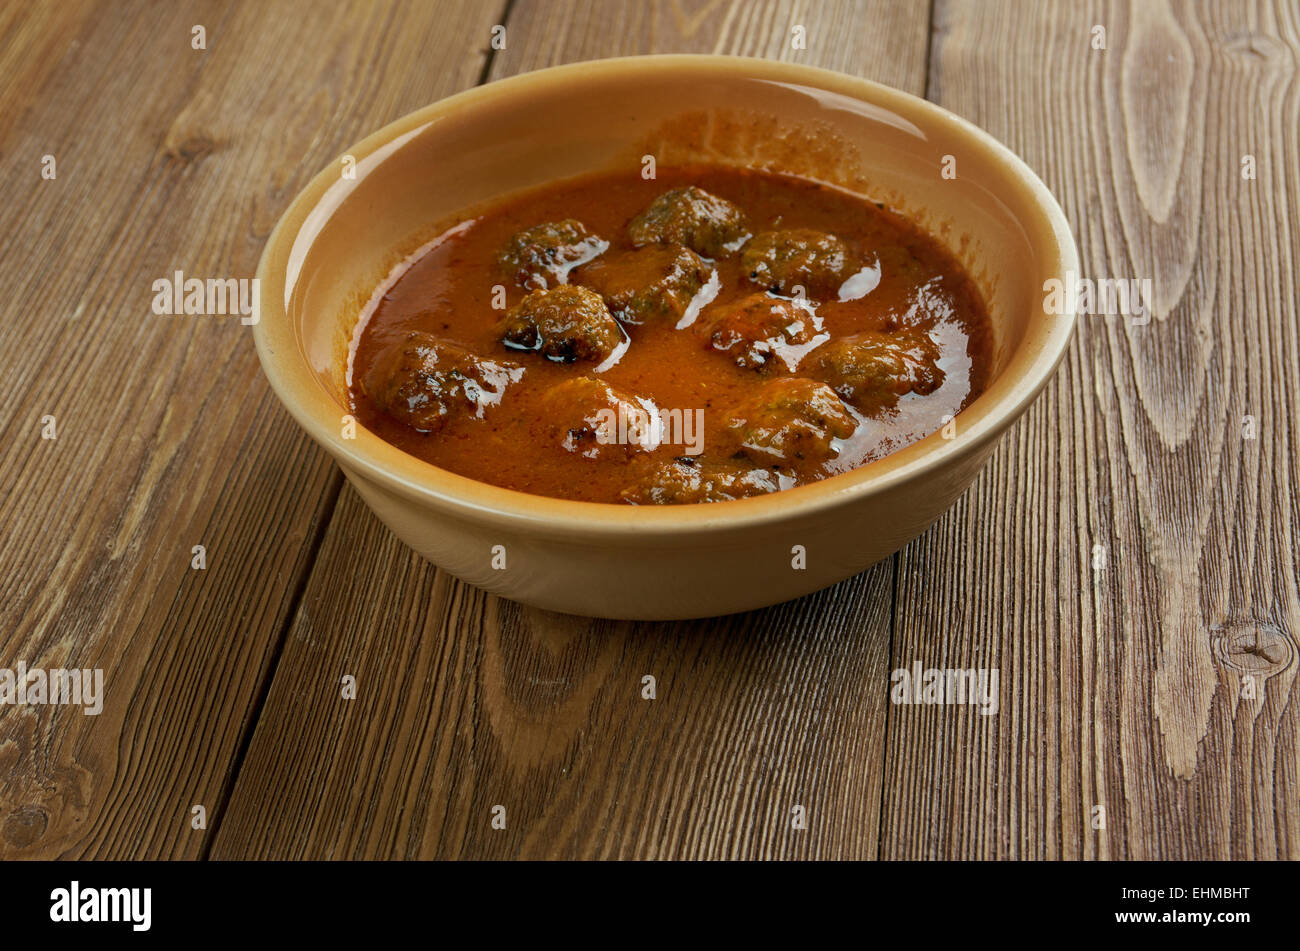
[[260, 57, 1075, 526]]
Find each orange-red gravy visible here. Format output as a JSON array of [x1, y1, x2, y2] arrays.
[[349, 166, 993, 503]]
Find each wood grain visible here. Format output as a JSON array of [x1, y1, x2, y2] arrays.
[[0, 0, 503, 859], [210, 0, 931, 860], [880, 0, 1300, 859]]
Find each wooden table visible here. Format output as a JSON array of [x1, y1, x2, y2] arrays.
[[1, 0, 1296, 861]]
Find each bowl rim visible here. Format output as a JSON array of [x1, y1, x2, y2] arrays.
[[254, 54, 1078, 539]]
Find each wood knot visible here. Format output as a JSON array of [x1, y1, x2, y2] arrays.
[[2, 804, 49, 849], [165, 133, 219, 164], [1221, 32, 1289, 64], [1211, 620, 1295, 679]]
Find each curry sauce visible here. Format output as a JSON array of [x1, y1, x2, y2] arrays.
[[348, 165, 993, 504]]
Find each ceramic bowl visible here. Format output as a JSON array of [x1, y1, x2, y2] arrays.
[[254, 55, 1078, 619]]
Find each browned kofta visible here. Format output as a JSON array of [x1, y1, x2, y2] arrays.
[[807, 328, 944, 414], [539, 376, 662, 461], [574, 245, 715, 326], [498, 219, 609, 290], [363, 331, 523, 434], [619, 455, 786, 505], [501, 285, 627, 364], [697, 292, 828, 373], [741, 228, 858, 298], [722, 377, 858, 466], [627, 186, 750, 258]]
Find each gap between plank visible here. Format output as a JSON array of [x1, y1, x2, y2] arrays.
[[199, 0, 519, 859], [200, 471, 344, 858], [878, 0, 939, 861], [923, 0, 939, 101], [477, 0, 517, 86]]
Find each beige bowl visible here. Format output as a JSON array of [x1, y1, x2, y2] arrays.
[[254, 55, 1077, 620]]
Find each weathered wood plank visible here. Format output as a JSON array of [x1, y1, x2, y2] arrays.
[[0, 0, 502, 859], [212, 0, 930, 860], [881, 0, 1300, 859]]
